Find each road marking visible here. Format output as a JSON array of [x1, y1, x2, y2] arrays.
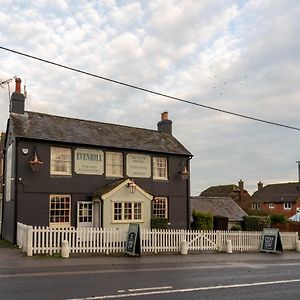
[[128, 286, 172, 292], [65, 279, 300, 299]]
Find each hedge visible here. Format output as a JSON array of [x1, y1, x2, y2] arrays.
[[151, 217, 169, 229], [242, 215, 271, 231], [191, 210, 213, 230]]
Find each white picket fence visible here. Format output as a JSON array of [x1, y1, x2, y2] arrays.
[[17, 222, 299, 256]]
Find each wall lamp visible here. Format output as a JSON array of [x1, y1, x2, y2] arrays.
[[29, 149, 43, 172], [127, 179, 137, 193], [179, 159, 190, 180]]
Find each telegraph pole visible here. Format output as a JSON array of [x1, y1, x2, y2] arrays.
[[296, 161, 300, 182]]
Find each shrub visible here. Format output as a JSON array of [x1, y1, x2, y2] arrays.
[[270, 214, 287, 226], [191, 210, 213, 230], [242, 215, 271, 231], [213, 215, 229, 230], [151, 217, 169, 229], [230, 224, 242, 231]]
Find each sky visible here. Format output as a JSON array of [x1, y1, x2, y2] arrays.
[[0, 0, 300, 195]]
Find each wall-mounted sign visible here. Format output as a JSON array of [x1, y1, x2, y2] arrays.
[[126, 153, 151, 178], [260, 228, 283, 253], [75, 148, 104, 175]]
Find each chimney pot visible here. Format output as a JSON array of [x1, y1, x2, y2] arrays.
[[258, 181, 263, 191], [15, 78, 21, 93], [161, 111, 168, 121], [239, 179, 244, 191]]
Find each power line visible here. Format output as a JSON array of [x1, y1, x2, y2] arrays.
[[1, 45, 300, 131]]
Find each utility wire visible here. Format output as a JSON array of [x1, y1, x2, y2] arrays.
[[1, 45, 300, 131]]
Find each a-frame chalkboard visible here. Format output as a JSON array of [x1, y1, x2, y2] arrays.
[[125, 223, 141, 256], [260, 228, 283, 253]]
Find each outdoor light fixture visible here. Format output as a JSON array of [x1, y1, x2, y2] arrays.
[[127, 179, 137, 193], [180, 165, 190, 180], [29, 150, 43, 172]]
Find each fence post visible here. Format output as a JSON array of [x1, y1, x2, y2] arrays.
[[27, 226, 33, 256]]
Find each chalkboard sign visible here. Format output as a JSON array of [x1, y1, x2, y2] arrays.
[[260, 228, 283, 253], [125, 223, 141, 256]]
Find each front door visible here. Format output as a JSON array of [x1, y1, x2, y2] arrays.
[[77, 201, 93, 227]]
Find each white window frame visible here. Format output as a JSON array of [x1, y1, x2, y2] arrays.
[[252, 203, 260, 210], [77, 201, 93, 227], [49, 195, 71, 228], [50, 147, 72, 176], [112, 202, 143, 223], [152, 197, 168, 218], [153, 157, 168, 180], [284, 202, 292, 210], [269, 203, 275, 209], [106, 152, 123, 177]]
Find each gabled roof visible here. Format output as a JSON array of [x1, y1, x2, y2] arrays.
[[191, 196, 247, 222], [9, 111, 191, 156], [252, 182, 300, 203], [200, 184, 250, 197]]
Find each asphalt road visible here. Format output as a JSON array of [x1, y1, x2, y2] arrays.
[[1, 248, 300, 300]]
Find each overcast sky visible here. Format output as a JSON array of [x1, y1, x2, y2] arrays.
[[1, 0, 300, 195]]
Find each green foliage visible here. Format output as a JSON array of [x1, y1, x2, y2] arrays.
[[242, 215, 271, 231], [230, 225, 242, 231], [270, 214, 287, 226], [213, 215, 229, 230], [191, 210, 213, 230], [151, 217, 169, 229]]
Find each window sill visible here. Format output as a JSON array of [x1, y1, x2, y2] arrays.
[[112, 220, 144, 224]]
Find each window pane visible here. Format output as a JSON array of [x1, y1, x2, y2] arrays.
[[51, 147, 72, 175], [153, 197, 167, 218], [153, 157, 168, 180], [106, 152, 123, 177], [49, 195, 71, 226]]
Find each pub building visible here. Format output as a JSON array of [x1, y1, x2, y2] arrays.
[[1, 78, 192, 243]]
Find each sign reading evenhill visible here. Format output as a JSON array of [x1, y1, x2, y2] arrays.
[[260, 228, 283, 253], [75, 148, 104, 175], [125, 223, 141, 256]]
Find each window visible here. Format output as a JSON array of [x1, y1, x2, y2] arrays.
[[77, 201, 93, 227], [152, 197, 168, 218], [269, 203, 275, 209], [113, 202, 142, 222], [106, 152, 123, 177], [49, 195, 71, 227], [50, 147, 72, 175], [284, 202, 292, 210], [252, 203, 260, 210], [153, 157, 168, 180]]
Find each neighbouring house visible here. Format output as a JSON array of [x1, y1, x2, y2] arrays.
[[1, 78, 192, 243], [251, 181, 300, 218], [191, 196, 247, 229], [0, 132, 5, 234], [200, 180, 253, 213]]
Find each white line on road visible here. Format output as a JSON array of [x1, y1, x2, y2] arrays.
[[65, 278, 300, 300], [128, 286, 172, 292]]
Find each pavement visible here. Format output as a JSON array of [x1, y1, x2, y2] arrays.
[[0, 245, 300, 269]]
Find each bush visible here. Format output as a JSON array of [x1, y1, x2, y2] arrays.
[[151, 217, 169, 229], [270, 214, 287, 226], [213, 215, 229, 230], [191, 210, 213, 230], [230, 225, 242, 231], [242, 215, 271, 231]]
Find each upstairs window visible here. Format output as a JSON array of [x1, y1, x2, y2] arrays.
[[284, 202, 292, 210], [269, 203, 275, 209], [106, 152, 123, 177], [153, 157, 168, 180], [50, 147, 72, 175], [252, 203, 260, 210]]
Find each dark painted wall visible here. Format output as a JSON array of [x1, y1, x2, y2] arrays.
[[3, 137, 191, 242]]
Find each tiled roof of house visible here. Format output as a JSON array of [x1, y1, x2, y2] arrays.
[[200, 184, 249, 197], [191, 196, 247, 221], [10, 111, 191, 156], [252, 182, 300, 203]]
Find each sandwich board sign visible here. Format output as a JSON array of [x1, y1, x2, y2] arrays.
[[125, 223, 141, 256], [260, 228, 283, 253]]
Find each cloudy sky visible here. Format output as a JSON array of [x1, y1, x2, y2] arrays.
[[0, 0, 300, 195]]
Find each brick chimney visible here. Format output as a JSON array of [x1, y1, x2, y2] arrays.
[[157, 111, 172, 135], [258, 181, 263, 191], [238, 179, 244, 191], [10, 78, 25, 114]]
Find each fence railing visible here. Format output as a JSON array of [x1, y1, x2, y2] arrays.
[[16, 223, 299, 256]]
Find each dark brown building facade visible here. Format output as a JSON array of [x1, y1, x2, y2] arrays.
[[1, 79, 192, 243]]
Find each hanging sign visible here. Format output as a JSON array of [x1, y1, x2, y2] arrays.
[[125, 223, 141, 256], [260, 228, 283, 253], [75, 148, 104, 175]]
